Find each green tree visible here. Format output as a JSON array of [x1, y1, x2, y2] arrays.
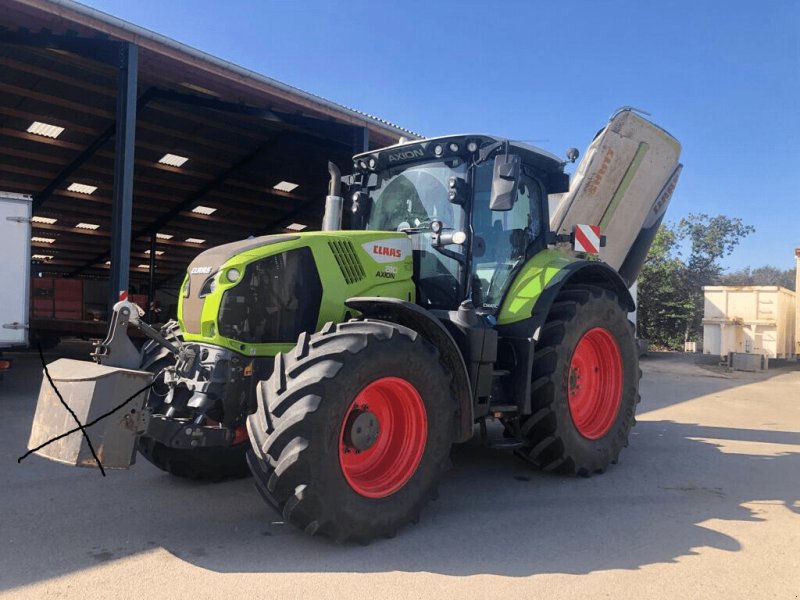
[[718, 265, 796, 290], [677, 214, 755, 339], [637, 226, 694, 348], [636, 214, 755, 349]]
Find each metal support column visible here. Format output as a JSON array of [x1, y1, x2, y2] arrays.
[[361, 127, 370, 153], [108, 43, 138, 314], [147, 231, 156, 320], [353, 126, 369, 154]]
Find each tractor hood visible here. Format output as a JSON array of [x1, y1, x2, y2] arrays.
[[186, 234, 299, 276], [177, 231, 416, 357], [182, 235, 299, 334]]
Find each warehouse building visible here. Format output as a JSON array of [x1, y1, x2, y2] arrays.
[[1, 0, 416, 334]]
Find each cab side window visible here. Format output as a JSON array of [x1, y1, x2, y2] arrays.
[[472, 165, 543, 308], [493, 175, 541, 260]]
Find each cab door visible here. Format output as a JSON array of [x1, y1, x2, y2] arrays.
[[471, 163, 545, 309]]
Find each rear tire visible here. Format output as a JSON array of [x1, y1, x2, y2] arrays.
[[516, 286, 640, 475], [137, 321, 250, 481], [247, 320, 457, 542]]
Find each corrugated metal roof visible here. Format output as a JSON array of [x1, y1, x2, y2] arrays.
[[13, 0, 422, 141]]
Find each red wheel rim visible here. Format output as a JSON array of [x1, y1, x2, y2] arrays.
[[339, 377, 427, 498], [568, 327, 623, 439]]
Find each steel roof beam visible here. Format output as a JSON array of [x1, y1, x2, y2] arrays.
[[0, 26, 123, 66], [32, 88, 154, 211], [148, 88, 282, 123], [72, 134, 285, 276]]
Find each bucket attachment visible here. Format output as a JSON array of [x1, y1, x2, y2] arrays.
[[28, 358, 153, 469]]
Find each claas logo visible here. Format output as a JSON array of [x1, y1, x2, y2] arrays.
[[372, 245, 402, 258]]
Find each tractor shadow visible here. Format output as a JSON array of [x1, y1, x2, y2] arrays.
[[2, 351, 799, 589]]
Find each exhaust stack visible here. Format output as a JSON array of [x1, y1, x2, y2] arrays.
[[322, 161, 343, 231]]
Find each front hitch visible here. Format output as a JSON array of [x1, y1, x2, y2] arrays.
[[92, 300, 188, 370]]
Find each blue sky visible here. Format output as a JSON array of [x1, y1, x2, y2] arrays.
[[81, 0, 800, 270]]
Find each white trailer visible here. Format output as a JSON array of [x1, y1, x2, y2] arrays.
[[0, 192, 32, 375]]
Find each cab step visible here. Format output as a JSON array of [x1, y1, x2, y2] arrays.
[[488, 437, 524, 450], [488, 403, 518, 414]]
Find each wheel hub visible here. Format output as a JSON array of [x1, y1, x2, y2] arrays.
[[343, 408, 380, 452], [569, 368, 581, 393]]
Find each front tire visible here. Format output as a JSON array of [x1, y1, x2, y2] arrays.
[[517, 286, 640, 475], [247, 320, 457, 542]]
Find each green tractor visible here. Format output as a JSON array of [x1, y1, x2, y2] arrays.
[[29, 108, 681, 542]]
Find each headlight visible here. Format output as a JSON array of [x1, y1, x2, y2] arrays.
[[199, 276, 216, 298], [226, 268, 241, 283]]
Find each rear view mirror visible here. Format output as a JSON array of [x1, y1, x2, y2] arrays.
[[489, 154, 520, 211]]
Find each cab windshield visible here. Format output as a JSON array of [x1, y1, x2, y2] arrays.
[[364, 159, 467, 309], [364, 158, 467, 233]]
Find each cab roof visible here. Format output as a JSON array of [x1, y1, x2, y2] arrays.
[[353, 134, 566, 176]]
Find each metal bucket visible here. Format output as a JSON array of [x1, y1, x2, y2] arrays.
[[28, 358, 153, 469]]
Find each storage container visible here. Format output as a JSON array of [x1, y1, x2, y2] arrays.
[[703, 286, 796, 359]]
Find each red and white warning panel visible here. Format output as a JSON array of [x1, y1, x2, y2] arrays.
[[574, 224, 601, 254]]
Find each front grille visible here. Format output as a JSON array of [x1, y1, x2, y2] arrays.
[[329, 240, 366, 284], [218, 247, 322, 344]]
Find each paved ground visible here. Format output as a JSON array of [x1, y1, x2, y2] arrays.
[[1, 344, 798, 599]]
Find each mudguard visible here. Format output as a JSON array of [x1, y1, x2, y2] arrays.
[[345, 297, 474, 443], [497, 257, 634, 415]]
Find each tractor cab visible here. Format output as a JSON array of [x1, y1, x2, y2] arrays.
[[349, 136, 570, 311]]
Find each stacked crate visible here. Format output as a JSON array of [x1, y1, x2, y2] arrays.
[[31, 278, 84, 320], [31, 278, 155, 322], [130, 293, 148, 307], [31, 278, 55, 318], [54, 279, 83, 320]]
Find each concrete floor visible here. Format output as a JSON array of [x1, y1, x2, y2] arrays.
[[1, 344, 798, 599]]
